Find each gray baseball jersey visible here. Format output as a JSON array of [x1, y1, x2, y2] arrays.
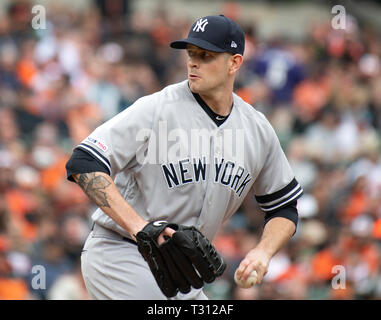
[[75, 80, 303, 241]]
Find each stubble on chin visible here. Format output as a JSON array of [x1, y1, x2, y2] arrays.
[[188, 80, 201, 93]]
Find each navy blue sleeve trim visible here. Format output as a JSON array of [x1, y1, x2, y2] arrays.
[[65, 148, 111, 182], [264, 200, 299, 233], [76, 143, 112, 174], [255, 178, 303, 213]]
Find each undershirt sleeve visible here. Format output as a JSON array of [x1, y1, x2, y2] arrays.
[[66, 148, 110, 182], [263, 200, 299, 232]]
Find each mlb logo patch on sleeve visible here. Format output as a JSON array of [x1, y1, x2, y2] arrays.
[[87, 137, 108, 152]]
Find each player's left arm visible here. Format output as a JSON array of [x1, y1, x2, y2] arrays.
[[235, 206, 296, 284], [235, 112, 303, 285]]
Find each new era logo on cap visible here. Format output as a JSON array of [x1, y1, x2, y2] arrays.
[[170, 14, 245, 55]]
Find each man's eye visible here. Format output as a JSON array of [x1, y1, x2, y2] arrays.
[[187, 50, 213, 60]]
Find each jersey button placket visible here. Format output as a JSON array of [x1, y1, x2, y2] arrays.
[[198, 130, 216, 230], [214, 129, 222, 156], [208, 130, 219, 207]]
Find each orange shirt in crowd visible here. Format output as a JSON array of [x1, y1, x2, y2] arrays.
[[0, 278, 29, 300], [372, 219, 381, 239], [341, 191, 368, 223], [311, 248, 344, 281]]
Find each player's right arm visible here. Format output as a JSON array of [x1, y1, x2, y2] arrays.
[[71, 171, 147, 239], [65, 95, 175, 243], [69, 169, 174, 242]]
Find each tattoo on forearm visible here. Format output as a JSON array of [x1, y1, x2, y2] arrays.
[[77, 173, 111, 208]]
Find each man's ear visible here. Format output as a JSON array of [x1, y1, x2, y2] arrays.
[[229, 54, 243, 75]]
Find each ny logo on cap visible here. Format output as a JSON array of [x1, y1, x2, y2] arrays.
[[193, 18, 208, 32], [231, 41, 237, 48]]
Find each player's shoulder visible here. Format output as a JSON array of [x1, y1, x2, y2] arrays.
[[138, 80, 190, 102], [121, 80, 190, 113], [153, 80, 192, 103], [233, 92, 272, 128], [126, 80, 190, 115]]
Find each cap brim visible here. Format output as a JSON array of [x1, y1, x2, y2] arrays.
[[170, 38, 226, 53]]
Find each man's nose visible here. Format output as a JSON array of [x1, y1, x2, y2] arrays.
[[188, 57, 199, 69]]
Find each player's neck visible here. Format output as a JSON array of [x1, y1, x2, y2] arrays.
[[198, 88, 233, 117]]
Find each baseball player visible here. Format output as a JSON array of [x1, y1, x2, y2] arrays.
[[66, 15, 303, 300]]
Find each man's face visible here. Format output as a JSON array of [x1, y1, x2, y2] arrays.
[[186, 44, 233, 94]]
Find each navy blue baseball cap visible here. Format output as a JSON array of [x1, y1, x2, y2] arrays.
[[170, 15, 245, 55]]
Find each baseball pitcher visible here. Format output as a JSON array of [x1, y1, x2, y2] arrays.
[[66, 15, 303, 300]]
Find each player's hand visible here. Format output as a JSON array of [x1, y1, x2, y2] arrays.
[[132, 221, 175, 244], [136, 221, 226, 297], [235, 248, 272, 284], [157, 227, 176, 245]]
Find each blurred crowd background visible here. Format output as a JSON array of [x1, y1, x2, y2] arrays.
[[0, 0, 380, 300]]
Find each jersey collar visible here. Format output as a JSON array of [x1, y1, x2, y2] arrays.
[[189, 88, 233, 127]]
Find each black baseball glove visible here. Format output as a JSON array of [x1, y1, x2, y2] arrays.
[[135, 221, 226, 298]]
